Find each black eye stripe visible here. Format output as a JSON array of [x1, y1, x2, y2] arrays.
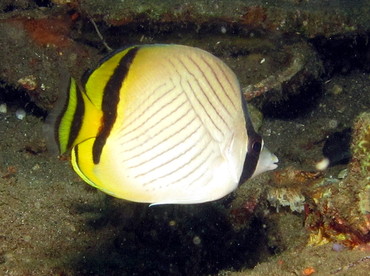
[[252, 141, 261, 152], [239, 132, 262, 185]]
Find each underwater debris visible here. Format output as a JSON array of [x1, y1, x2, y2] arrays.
[[21, 16, 75, 48], [239, 6, 274, 31], [242, 41, 323, 102], [302, 266, 316, 276], [265, 167, 322, 213], [331, 255, 370, 274], [352, 112, 370, 177], [74, 0, 366, 37], [1, 166, 17, 179], [0, 103, 7, 113], [271, 167, 323, 186], [229, 196, 260, 230], [15, 108, 26, 120], [305, 112, 370, 247], [17, 75, 38, 91], [267, 187, 305, 213]]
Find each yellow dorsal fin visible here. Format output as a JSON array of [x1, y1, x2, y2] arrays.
[[83, 47, 136, 109]]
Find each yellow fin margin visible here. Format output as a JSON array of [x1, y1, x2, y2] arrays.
[[57, 78, 78, 153]]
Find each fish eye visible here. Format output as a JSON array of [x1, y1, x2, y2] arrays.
[[252, 141, 261, 153]]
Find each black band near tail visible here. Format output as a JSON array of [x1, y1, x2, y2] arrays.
[[92, 47, 140, 164]]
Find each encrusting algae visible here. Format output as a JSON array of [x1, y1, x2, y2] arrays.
[[244, 112, 370, 247], [352, 112, 370, 177], [306, 112, 370, 247]]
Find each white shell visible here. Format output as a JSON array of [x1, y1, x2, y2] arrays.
[[15, 108, 26, 120]]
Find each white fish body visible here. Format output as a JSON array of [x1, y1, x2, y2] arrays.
[[52, 44, 278, 204]]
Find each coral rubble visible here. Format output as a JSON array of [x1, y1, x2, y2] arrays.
[[306, 112, 370, 247]]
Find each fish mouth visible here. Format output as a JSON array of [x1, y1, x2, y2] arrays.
[[251, 146, 278, 178], [262, 147, 279, 170], [271, 152, 279, 168]]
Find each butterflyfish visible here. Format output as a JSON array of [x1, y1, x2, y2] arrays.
[[47, 44, 278, 204]]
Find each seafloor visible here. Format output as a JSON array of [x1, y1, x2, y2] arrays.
[[0, 1, 369, 275]]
